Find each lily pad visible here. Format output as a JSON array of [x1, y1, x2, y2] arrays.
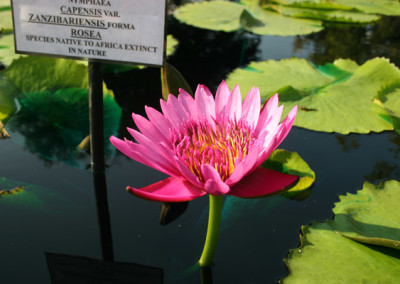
[[226, 57, 400, 134], [0, 73, 19, 122], [274, 5, 380, 23], [276, 0, 400, 16], [4, 56, 89, 93], [242, 0, 324, 36], [262, 149, 315, 193], [0, 33, 23, 66], [174, 1, 243, 32], [174, 0, 323, 36], [6, 88, 121, 168], [283, 222, 400, 283], [0, 177, 70, 212], [334, 0, 400, 16], [332, 180, 400, 249], [283, 179, 400, 283], [0, 6, 12, 33], [375, 81, 400, 135]]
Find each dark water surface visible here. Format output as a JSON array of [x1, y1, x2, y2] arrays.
[[1, 15, 400, 284]]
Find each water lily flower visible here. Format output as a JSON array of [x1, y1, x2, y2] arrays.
[[110, 80, 298, 266], [110, 81, 298, 201]]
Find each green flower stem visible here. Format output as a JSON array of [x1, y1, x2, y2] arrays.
[[199, 194, 224, 267]]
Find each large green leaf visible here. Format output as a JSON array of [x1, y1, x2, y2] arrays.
[[274, 5, 380, 23], [332, 180, 400, 249], [174, 0, 396, 36], [283, 222, 400, 283], [174, 1, 243, 32], [334, 0, 400, 16], [277, 0, 400, 16], [262, 149, 315, 193], [375, 81, 400, 135], [174, 0, 323, 36], [283, 179, 400, 283], [6, 88, 121, 168], [0, 6, 12, 33], [0, 73, 18, 121], [0, 33, 23, 66], [226, 57, 400, 134], [4, 57, 89, 93]]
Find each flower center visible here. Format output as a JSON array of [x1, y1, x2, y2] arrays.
[[171, 120, 256, 182]]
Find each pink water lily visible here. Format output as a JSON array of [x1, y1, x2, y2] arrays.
[[110, 81, 298, 202]]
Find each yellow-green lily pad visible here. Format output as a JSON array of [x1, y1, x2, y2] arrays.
[[283, 179, 400, 283], [332, 180, 400, 249], [226, 57, 400, 134]]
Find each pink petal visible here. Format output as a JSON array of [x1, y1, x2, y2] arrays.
[[111, 133, 179, 177], [160, 95, 189, 129], [122, 140, 180, 177], [215, 80, 230, 122], [226, 84, 242, 122], [229, 167, 299, 198], [127, 177, 206, 202], [173, 156, 205, 188], [195, 84, 216, 122], [255, 94, 280, 136], [178, 89, 199, 120], [241, 87, 261, 128], [145, 106, 172, 141], [132, 113, 167, 144], [110, 136, 135, 159], [225, 142, 263, 186], [201, 164, 230, 195]]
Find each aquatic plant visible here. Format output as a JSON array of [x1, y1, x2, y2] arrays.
[[110, 81, 298, 266]]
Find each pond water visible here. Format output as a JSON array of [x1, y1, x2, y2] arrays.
[[1, 12, 400, 284]]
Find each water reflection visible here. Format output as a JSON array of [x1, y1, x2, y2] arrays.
[[46, 252, 163, 283], [335, 134, 360, 152], [6, 89, 121, 169], [294, 16, 400, 65], [45, 170, 164, 283], [160, 201, 189, 225]]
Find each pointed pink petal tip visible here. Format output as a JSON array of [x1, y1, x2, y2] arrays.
[[126, 177, 206, 202], [229, 167, 299, 198]]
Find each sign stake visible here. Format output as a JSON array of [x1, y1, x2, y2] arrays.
[[89, 60, 105, 174]]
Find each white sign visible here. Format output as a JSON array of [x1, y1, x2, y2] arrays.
[[11, 0, 167, 66]]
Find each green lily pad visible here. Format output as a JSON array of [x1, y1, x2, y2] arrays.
[[335, 0, 400, 16], [0, 33, 23, 66], [0, 73, 19, 122], [174, 1, 243, 32], [283, 179, 400, 283], [0, 177, 70, 212], [375, 81, 400, 135], [277, 0, 400, 16], [0, 6, 12, 33], [274, 5, 380, 23], [4, 56, 89, 93], [283, 222, 400, 283], [174, 0, 323, 36], [262, 149, 315, 193], [6, 88, 121, 168], [332, 180, 400, 249], [226, 57, 400, 134]]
